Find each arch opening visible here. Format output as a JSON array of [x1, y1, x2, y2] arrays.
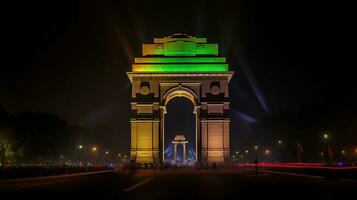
[[162, 87, 199, 165], [163, 86, 198, 107], [164, 97, 195, 164]]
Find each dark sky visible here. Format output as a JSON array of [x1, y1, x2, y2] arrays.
[[1, 0, 356, 153]]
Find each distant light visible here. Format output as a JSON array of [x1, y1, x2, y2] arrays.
[[354, 148, 357, 154], [92, 147, 97, 152], [232, 155, 236, 158], [124, 155, 127, 158], [265, 150, 270, 155], [323, 133, 329, 140], [118, 153, 121, 157], [60, 155, 64, 159], [320, 152, 324, 156], [254, 146, 258, 150], [105, 151, 109, 155], [278, 140, 282, 144], [235, 151, 239, 154], [240, 155, 243, 158], [341, 150, 346, 155], [78, 145, 83, 149], [245, 150, 249, 154]]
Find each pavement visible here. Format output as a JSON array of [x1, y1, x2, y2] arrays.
[[1, 168, 356, 200]]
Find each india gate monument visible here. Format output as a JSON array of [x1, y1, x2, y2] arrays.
[[127, 34, 234, 165]]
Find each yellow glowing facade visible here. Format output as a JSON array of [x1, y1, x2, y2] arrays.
[[127, 34, 233, 165], [130, 121, 159, 163]]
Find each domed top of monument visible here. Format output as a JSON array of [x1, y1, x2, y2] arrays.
[[174, 135, 186, 141], [168, 33, 191, 38], [153, 33, 207, 44]]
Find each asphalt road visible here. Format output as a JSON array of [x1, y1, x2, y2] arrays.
[[1, 168, 356, 200]]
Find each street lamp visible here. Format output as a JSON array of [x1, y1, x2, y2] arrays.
[[323, 134, 329, 140], [322, 131, 330, 141], [322, 131, 330, 164], [265, 150, 270, 155]]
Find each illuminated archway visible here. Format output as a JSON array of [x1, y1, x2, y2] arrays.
[[127, 34, 234, 165], [163, 86, 198, 106], [161, 86, 199, 162]]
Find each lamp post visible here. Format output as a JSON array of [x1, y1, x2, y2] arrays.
[[322, 131, 330, 164], [124, 154, 127, 159], [253, 145, 259, 166], [77, 145, 84, 165], [340, 149, 346, 161], [104, 151, 110, 164], [277, 139, 283, 162], [118, 153, 122, 164]]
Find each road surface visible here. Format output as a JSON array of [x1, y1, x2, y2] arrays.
[[1, 168, 356, 199]]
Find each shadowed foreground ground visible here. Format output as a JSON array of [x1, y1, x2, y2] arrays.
[[1, 168, 356, 200]]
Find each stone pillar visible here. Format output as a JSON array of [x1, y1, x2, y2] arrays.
[[160, 106, 166, 163], [173, 143, 178, 161], [194, 106, 200, 162], [183, 143, 187, 161]]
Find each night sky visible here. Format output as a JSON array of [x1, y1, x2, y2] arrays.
[[1, 0, 356, 154]]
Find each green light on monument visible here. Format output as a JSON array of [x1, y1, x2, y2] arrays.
[[133, 64, 228, 72], [135, 57, 226, 63], [133, 34, 230, 73]]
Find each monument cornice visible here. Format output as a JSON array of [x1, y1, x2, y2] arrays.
[[127, 72, 234, 82]]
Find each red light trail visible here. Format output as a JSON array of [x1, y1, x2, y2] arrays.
[[232, 163, 357, 170]]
